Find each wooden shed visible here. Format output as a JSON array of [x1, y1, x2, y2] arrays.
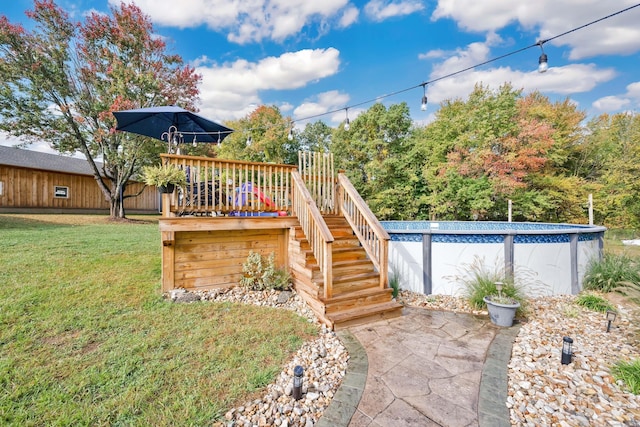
[[0, 145, 158, 213]]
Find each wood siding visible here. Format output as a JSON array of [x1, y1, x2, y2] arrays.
[[0, 165, 159, 212]]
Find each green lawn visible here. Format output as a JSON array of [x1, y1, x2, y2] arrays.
[[0, 214, 317, 426]]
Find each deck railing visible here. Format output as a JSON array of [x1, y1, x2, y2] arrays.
[[160, 154, 296, 216], [337, 173, 390, 289], [298, 151, 337, 215], [291, 170, 335, 299]]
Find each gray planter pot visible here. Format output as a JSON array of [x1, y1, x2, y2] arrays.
[[483, 296, 520, 327]]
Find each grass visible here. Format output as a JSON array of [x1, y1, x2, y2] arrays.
[[583, 253, 640, 293], [0, 214, 317, 425], [612, 359, 640, 394], [574, 292, 616, 312]]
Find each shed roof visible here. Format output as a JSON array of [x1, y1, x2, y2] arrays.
[[0, 145, 102, 176]]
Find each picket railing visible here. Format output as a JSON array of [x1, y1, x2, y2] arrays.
[[337, 173, 390, 289], [160, 154, 296, 216], [298, 151, 337, 215], [291, 170, 335, 299]]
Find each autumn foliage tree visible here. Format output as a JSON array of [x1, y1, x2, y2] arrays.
[[216, 105, 298, 164], [0, 0, 200, 218]]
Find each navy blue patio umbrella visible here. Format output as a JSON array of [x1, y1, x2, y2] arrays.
[[113, 105, 234, 152]]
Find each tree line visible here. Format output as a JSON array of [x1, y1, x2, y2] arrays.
[[211, 86, 640, 229]]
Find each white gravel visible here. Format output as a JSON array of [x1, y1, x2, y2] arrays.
[[170, 288, 640, 426]]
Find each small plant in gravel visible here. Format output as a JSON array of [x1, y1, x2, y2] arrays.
[[574, 292, 616, 313], [612, 359, 640, 394], [583, 253, 640, 293], [241, 251, 291, 291], [389, 272, 400, 299]]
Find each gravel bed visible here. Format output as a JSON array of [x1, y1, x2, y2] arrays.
[[169, 288, 640, 426]]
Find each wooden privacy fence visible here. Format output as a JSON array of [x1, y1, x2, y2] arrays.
[[161, 154, 296, 216], [298, 151, 337, 215]]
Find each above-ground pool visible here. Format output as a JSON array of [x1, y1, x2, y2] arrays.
[[381, 221, 607, 297]]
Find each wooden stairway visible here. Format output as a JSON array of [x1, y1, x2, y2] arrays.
[[289, 215, 403, 329]]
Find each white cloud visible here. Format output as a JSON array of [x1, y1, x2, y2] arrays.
[[195, 48, 341, 120], [624, 81, 640, 99], [431, 0, 640, 59], [427, 59, 616, 105], [339, 6, 360, 28], [364, 0, 424, 21], [592, 96, 631, 112], [293, 90, 350, 122], [418, 49, 447, 60], [592, 80, 640, 113], [112, 0, 350, 44]]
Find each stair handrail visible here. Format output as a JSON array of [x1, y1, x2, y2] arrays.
[[291, 170, 335, 299], [337, 173, 390, 289]]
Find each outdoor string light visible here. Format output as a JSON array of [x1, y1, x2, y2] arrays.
[[217, 131, 221, 144], [287, 4, 639, 127], [246, 135, 252, 145], [606, 310, 617, 332], [561, 336, 573, 365], [343, 109, 350, 131], [287, 128, 293, 141], [421, 84, 428, 111], [537, 41, 549, 73]]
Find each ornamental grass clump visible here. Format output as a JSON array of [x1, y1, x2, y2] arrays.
[[574, 292, 616, 313], [583, 253, 640, 293], [612, 359, 640, 395]]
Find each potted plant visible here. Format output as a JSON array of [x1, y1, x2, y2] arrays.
[[483, 281, 521, 327], [459, 258, 525, 327], [141, 164, 187, 193]]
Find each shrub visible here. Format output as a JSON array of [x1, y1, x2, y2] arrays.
[[574, 292, 615, 313], [240, 251, 291, 291], [583, 253, 640, 293], [612, 359, 640, 394]]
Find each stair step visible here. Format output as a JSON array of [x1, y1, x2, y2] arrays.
[[322, 287, 393, 310], [328, 301, 404, 330]]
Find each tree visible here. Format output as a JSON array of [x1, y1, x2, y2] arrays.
[[330, 102, 418, 219], [0, 0, 200, 218], [584, 112, 640, 227], [297, 121, 332, 153], [215, 105, 298, 164]]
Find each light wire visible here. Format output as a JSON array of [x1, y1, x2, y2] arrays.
[[292, 3, 640, 125]]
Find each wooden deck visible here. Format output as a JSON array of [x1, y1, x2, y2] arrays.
[[158, 153, 402, 329]]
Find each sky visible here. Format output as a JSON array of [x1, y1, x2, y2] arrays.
[[1, 0, 640, 154]]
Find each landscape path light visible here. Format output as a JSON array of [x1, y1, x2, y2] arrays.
[[606, 310, 617, 332], [293, 365, 304, 400], [561, 336, 573, 365]]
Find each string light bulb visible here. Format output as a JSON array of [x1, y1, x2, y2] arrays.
[[288, 128, 293, 141], [217, 131, 221, 144], [421, 84, 428, 111], [192, 135, 197, 147], [344, 109, 350, 131], [246, 135, 252, 145], [537, 41, 548, 73]]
